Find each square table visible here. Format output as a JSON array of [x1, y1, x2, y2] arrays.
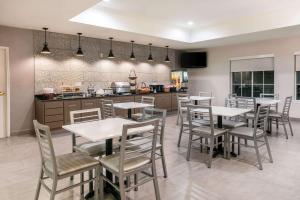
[[193, 106, 251, 156], [63, 118, 153, 200], [113, 102, 154, 119], [256, 98, 280, 106], [190, 96, 214, 102]]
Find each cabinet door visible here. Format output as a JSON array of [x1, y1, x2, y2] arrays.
[[82, 99, 99, 109], [155, 93, 172, 111], [64, 100, 82, 124], [171, 93, 178, 111]]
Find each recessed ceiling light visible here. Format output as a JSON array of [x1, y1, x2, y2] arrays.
[[103, 0, 110, 2], [187, 21, 194, 26]]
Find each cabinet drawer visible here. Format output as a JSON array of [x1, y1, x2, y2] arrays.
[[45, 115, 64, 123], [45, 101, 63, 109], [45, 108, 63, 116], [45, 121, 64, 129]]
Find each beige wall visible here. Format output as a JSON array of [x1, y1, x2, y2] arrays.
[[188, 36, 300, 118], [0, 26, 34, 135]]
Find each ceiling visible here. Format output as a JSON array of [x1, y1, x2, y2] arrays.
[[1, 0, 300, 49]]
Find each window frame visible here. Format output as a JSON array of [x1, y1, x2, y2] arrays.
[[295, 54, 300, 101]]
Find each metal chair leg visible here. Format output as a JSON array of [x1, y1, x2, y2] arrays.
[[134, 174, 138, 191], [177, 124, 184, 147], [160, 148, 168, 178], [94, 167, 100, 200], [50, 179, 57, 200], [119, 175, 126, 200], [34, 168, 43, 200], [282, 119, 288, 139], [208, 138, 214, 168], [186, 133, 193, 161], [254, 140, 263, 170], [80, 172, 84, 198], [238, 137, 241, 155], [264, 135, 273, 163], [99, 166, 104, 200], [288, 120, 294, 136], [152, 163, 161, 200]]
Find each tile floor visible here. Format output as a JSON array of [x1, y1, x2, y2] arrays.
[[0, 115, 300, 200]]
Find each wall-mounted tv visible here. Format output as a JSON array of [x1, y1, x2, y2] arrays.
[[180, 52, 207, 68]]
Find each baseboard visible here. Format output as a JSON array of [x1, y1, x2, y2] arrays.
[[11, 129, 34, 136]]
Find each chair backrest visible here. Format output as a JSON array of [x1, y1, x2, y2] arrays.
[[119, 119, 160, 173], [228, 93, 237, 98], [225, 98, 238, 108], [179, 99, 192, 122], [142, 107, 167, 145], [253, 105, 270, 137], [141, 96, 155, 105], [177, 93, 189, 99], [100, 99, 115, 119], [238, 97, 256, 111], [187, 104, 214, 136], [260, 93, 279, 100], [198, 91, 212, 97], [70, 108, 101, 124], [282, 96, 292, 118], [33, 120, 57, 177]]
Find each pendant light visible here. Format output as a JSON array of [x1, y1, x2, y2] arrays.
[[164, 46, 171, 63], [148, 43, 153, 61], [130, 40, 136, 60], [108, 37, 115, 58], [41, 27, 51, 54], [76, 33, 84, 57]]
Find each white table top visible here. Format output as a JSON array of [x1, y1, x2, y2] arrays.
[[256, 98, 280, 105], [190, 96, 214, 101], [193, 106, 251, 117], [113, 102, 153, 109], [62, 118, 153, 142]]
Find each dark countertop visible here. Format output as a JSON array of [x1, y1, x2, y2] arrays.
[[35, 91, 187, 102]]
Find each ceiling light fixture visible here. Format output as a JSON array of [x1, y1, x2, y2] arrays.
[[148, 43, 153, 61], [103, 0, 110, 2], [108, 37, 115, 58], [76, 33, 84, 57], [41, 27, 51, 54], [164, 46, 170, 63], [130, 40, 136, 60], [187, 21, 194, 26]]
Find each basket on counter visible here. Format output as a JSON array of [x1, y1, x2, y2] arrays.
[[128, 69, 137, 93]]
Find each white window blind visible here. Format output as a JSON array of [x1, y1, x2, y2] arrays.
[[231, 57, 274, 72], [295, 55, 300, 71]]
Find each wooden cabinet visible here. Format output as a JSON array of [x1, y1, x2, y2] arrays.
[[82, 99, 99, 109], [154, 93, 172, 111], [63, 100, 82, 124]]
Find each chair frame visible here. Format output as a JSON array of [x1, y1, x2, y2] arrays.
[[99, 119, 161, 200], [99, 99, 115, 119], [33, 120, 100, 200], [228, 105, 273, 170], [176, 93, 189, 125]]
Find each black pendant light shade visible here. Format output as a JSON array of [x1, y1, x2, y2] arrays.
[[41, 27, 51, 54], [148, 43, 153, 61], [108, 37, 115, 58], [76, 33, 84, 56], [130, 40, 136, 60], [164, 46, 170, 62]]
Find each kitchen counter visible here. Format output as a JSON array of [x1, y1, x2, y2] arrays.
[[35, 91, 186, 130]]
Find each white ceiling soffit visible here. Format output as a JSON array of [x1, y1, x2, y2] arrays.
[[1, 0, 300, 49]]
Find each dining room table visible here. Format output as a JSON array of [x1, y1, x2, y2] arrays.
[[193, 106, 252, 157], [62, 117, 154, 200], [113, 102, 154, 119]]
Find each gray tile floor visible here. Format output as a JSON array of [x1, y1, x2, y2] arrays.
[[1, 115, 300, 200]]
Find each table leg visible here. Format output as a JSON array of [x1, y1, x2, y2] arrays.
[[217, 115, 223, 153], [128, 109, 132, 119]]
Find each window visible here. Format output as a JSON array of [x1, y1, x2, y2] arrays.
[[231, 56, 274, 98], [232, 71, 274, 97], [297, 71, 300, 100]]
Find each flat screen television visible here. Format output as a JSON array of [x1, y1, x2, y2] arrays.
[[180, 52, 207, 68]]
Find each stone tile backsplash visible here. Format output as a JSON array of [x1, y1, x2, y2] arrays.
[[33, 31, 176, 94]]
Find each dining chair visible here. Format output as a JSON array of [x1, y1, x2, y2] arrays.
[[177, 99, 192, 147], [132, 96, 155, 121], [196, 91, 212, 106], [70, 108, 106, 191], [33, 120, 100, 200], [238, 97, 256, 126], [100, 99, 115, 119], [176, 93, 189, 125], [198, 91, 212, 97], [260, 93, 279, 114], [186, 105, 229, 168], [222, 98, 247, 128], [99, 119, 161, 200], [228, 105, 273, 170], [269, 96, 293, 139]]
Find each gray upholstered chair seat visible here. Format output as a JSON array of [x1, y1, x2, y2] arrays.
[[222, 120, 247, 128], [45, 152, 99, 176], [126, 137, 162, 151], [268, 112, 282, 118], [99, 153, 151, 173], [191, 126, 227, 137], [229, 127, 264, 138], [127, 125, 155, 135], [74, 141, 106, 156]]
